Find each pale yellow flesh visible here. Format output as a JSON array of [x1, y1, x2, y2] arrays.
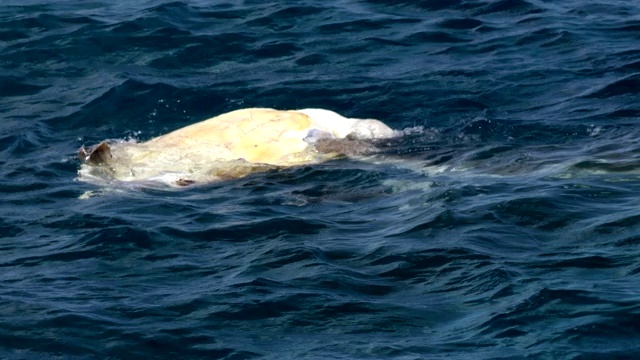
[[78, 108, 396, 185], [145, 108, 316, 166]]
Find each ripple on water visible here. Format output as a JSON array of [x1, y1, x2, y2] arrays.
[[2, 0, 640, 358]]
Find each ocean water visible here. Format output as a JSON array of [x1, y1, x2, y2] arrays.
[[2, 0, 640, 359]]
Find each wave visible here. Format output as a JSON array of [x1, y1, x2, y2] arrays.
[[3, 0, 640, 358]]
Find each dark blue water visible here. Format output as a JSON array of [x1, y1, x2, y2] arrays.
[[2, 1, 640, 359]]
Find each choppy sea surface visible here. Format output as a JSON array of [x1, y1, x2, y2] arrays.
[[2, 0, 640, 359]]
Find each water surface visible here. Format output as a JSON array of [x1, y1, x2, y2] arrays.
[[2, 0, 640, 359]]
